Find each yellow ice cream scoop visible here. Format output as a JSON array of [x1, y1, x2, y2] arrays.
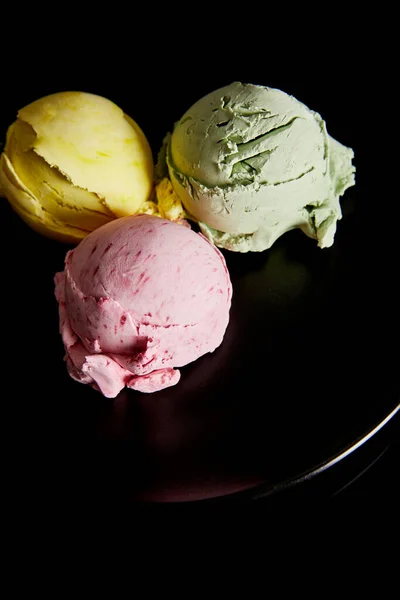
[[0, 91, 154, 243]]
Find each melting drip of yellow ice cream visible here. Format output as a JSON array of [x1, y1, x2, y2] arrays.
[[0, 92, 154, 243], [155, 178, 187, 222]]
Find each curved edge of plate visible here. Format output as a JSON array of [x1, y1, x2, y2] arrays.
[[247, 402, 400, 500]]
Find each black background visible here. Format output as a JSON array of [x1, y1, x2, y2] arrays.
[[1, 13, 398, 503]]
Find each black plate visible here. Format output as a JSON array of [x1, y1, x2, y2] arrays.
[[2, 54, 399, 502]]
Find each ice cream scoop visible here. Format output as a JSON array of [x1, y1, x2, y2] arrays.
[[54, 214, 232, 397], [156, 81, 356, 252], [0, 92, 154, 243]]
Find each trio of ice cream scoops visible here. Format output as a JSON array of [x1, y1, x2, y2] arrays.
[[0, 83, 356, 396]]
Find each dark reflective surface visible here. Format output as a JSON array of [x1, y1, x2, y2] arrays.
[[2, 61, 399, 502]]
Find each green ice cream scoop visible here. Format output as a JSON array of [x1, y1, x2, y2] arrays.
[[164, 82, 355, 252]]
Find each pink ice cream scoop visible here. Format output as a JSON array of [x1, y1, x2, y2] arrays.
[[54, 214, 232, 397]]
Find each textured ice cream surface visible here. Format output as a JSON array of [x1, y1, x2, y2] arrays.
[[159, 81, 355, 252], [0, 92, 154, 243], [55, 214, 232, 397]]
